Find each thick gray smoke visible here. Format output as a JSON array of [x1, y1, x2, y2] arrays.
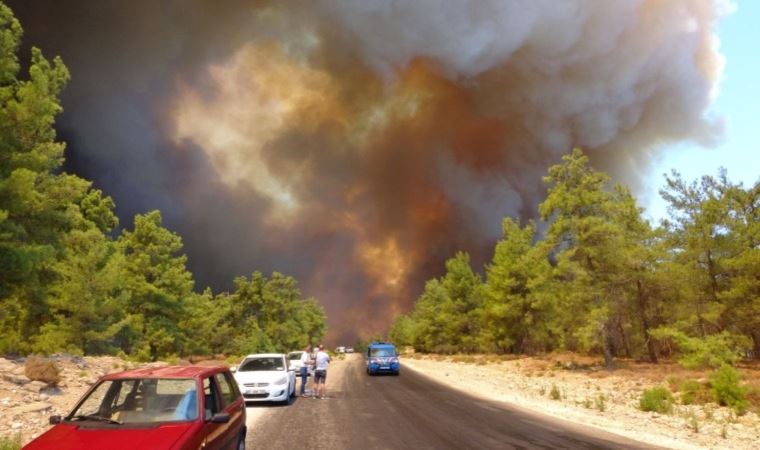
[[7, 0, 730, 343]]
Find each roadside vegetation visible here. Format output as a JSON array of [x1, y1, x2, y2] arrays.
[[639, 387, 674, 414], [0, 436, 21, 450], [404, 353, 760, 448], [0, 3, 326, 361], [390, 144, 759, 433], [390, 150, 759, 420]]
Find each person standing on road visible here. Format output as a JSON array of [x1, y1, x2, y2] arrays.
[[313, 344, 331, 399], [299, 344, 312, 397]]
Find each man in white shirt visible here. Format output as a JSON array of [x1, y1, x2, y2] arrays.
[[299, 345, 311, 397], [313, 344, 331, 399]]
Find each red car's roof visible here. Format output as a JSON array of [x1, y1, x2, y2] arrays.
[[102, 365, 228, 380]]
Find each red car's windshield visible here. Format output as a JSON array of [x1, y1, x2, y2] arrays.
[[69, 378, 198, 424]]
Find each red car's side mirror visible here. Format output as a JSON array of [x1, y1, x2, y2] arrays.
[[209, 412, 230, 424], [49, 415, 62, 425]]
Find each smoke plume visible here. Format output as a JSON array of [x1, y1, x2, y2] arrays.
[[7, 0, 729, 343]]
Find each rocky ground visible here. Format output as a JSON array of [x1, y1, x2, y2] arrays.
[[402, 353, 760, 450], [0, 355, 167, 446]]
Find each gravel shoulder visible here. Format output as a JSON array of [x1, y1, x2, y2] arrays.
[[401, 354, 760, 450]]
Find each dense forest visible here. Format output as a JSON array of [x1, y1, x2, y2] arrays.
[[3, 2, 758, 370], [0, 4, 326, 360], [390, 149, 759, 369]]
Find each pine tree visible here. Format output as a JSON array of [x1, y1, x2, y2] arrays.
[[482, 219, 558, 353], [112, 210, 194, 360], [0, 3, 112, 352], [540, 149, 632, 369]]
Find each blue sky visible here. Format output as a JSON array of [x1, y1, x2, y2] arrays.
[[644, 0, 759, 221]]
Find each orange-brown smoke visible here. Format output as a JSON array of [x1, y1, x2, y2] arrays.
[[8, 0, 731, 344]]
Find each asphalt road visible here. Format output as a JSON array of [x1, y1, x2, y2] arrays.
[[245, 354, 658, 449]]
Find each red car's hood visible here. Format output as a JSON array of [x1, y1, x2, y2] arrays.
[[23, 422, 195, 450]]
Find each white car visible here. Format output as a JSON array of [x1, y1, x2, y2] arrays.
[[234, 353, 296, 405]]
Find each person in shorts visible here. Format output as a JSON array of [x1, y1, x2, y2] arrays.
[[313, 344, 330, 399], [299, 344, 311, 397]]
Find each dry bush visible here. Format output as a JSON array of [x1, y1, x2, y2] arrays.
[[483, 355, 503, 364], [678, 379, 711, 405], [666, 376, 683, 391], [595, 394, 607, 412], [550, 384, 561, 400], [24, 356, 61, 385], [451, 355, 477, 364]]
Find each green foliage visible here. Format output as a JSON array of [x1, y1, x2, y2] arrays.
[[388, 314, 415, 347], [110, 211, 194, 360], [639, 387, 674, 414], [228, 325, 274, 355], [31, 227, 122, 355], [0, 5, 327, 360], [221, 271, 326, 353], [181, 271, 327, 357], [178, 289, 228, 356], [710, 365, 748, 415], [0, 435, 21, 450], [678, 380, 711, 405], [481, 219, 559, 354], [660, 171, 760, 356], [539, 149, 648, 368], [392, 148, 759, 369], [650, 328, 749, 369], [395, 252, 483, 354], [0, 2, 76, 353], [595, 394, 606, 412]]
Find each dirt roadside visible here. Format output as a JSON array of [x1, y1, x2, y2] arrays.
[[401, 354, 760, 450], [0, 356, 169, 445]]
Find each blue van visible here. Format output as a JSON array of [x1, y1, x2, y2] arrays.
[[366, 342, 400, 375]]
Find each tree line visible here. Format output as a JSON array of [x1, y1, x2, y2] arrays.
[[390, 149, 759, 369], [0, 4, 326, 360]]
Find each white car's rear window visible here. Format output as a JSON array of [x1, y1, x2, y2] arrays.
[[239, 357, 285, 371]]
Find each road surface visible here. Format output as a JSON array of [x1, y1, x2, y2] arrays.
[[245, 354, 657, 449]]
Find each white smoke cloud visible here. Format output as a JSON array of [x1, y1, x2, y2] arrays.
[[310, 0, 729, 155]]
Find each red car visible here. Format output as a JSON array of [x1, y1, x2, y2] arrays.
[[24, 365, 246, 450]]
